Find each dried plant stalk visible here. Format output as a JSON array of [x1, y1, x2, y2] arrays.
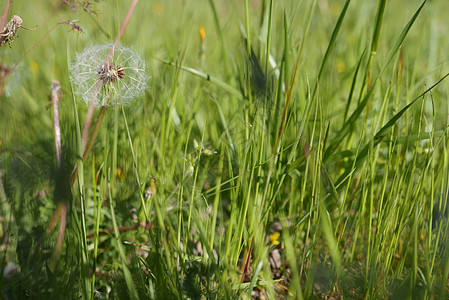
[[46, 80, 67, 272], [49, 80, 63, 167], [0, 0, 13, 32]]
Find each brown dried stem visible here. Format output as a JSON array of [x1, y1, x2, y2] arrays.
[[51, 81, 63, 167], [46, 80, 68, 271], [70, 105, 107, 186], [81, 104, 95, 149], [0, 0, 13, 31], [115, 0, 139, 43], [48, 202, 67, 272]]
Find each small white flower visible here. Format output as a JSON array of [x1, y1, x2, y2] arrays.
[[69, 43, 148, 107]]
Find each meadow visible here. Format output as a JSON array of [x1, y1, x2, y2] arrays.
[[1, 0, 449, 298]]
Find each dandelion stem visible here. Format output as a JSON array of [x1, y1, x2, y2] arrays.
[[84, 106, 107, 163], [115, 0, 140, 43], [70, 106, 107, 186], [78, 0, 141, 168], [81, 104, 95, 150]]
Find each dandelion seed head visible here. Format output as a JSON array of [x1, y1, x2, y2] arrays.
[[69, 43, 149, 107], [97, 63, 125, 84]]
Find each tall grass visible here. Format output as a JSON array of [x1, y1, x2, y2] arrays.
[[1, 0, 449, 298]]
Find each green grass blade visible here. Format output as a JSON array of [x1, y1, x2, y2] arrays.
[[335, 72, 449, 182], [324, 0, 428, 161], [67, 38, 91, 300], [371, 0, 387, 53], [207, 0, 233, 79], [314, 0, 351, 94], [318, 200, 342, 274], [158, 59, 244, 101], [373, 72, 449, 141], [322, 165, 341, 207], [107, 177, 139, 299], [343, 48, 366, 122]]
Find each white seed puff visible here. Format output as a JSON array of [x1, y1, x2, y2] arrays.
[[69, 43, 149, 107]]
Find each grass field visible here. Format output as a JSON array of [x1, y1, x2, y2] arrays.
[[1, 0, 449, 298]]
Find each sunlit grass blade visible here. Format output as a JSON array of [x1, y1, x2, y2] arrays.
[[343, 48, 366, 122], [67, 38, 91, 300], [107, 171, 139, 299], [374, 72, 449, 141], [207, 0, 233, 79], [324, 0, 428, 161], [318, 200, 342, 274], [345, 72, 449, 177], [158, 59, 244, 101], [313, 0, 351, 96], [274, 0, 317, 154], [322, 165, 341, 207]]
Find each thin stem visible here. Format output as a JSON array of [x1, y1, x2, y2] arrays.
[[120, 99, 149, 221], [10, 23, 58, 73], [70, 106, 107, 186], [51, 81, 62, 167], [273, 0, 317, 155], [77, 0, 141, 178], [115, 0, 139, 43], [0, 0, 13, 30], [81, 104, 95, 149]]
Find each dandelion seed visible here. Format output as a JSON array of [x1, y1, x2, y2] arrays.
[[69, 43, 149, 107]]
